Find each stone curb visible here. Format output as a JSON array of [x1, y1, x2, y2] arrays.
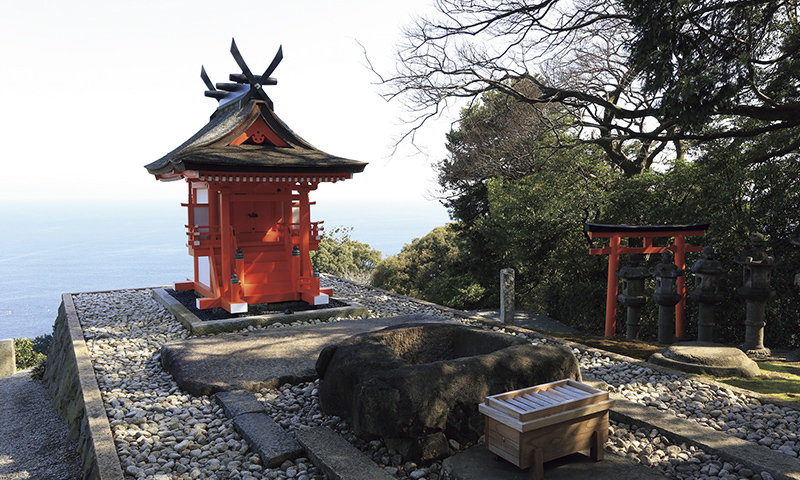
[[215, 391, 303, 468], [610, 396, 800, 480], [295, 426, 396, 480], [152, 287, 369, 336], [43, 293, 125, 480]]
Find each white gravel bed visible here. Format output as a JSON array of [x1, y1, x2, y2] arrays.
[[71, 279, 798, 480]]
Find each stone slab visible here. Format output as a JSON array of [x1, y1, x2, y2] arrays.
[[649, 342, 760, 377], [232, 412, 303, 468], [443, 444, 668, 480], [610, 395, 800, 480], [0, 339, 14, 377], [160, 314, 451, 396], [295, 426, 395, 480], [215, 390, 267, 418]]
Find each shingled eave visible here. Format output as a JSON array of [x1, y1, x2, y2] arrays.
[[144, 104, 248, 175], [145, 100, 363, 177], [174, 145, 367, 174]]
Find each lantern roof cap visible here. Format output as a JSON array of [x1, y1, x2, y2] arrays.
[[735, 236, 777, 266], [691, 246, 728, 274]]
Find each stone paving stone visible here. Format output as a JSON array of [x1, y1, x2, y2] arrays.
[[295, 426, 396, 480], [232, 412, 303, 468], [443, 445, 668, 480], [215, 390, 267, 418]]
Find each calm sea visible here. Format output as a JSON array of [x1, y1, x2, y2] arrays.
[[0, 199, 449, 339]]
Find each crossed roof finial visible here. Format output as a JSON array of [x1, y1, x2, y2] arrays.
[[201, 39, 283, 110]]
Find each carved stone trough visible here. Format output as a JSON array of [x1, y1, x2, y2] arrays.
[[315, 323, 581, 462]]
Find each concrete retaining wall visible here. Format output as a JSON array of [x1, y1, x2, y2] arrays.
[[0, 338, 15, 377], [43, 293, 124, 480]]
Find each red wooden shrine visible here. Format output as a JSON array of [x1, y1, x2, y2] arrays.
[[145, 41, 367, 313], [585, 223, 709, 338]]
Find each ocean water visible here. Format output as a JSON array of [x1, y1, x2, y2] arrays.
[[0, 199, 449, 339]]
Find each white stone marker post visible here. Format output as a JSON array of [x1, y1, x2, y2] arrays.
[[0, 338, 15, 377], [501, 268, 515, 325]]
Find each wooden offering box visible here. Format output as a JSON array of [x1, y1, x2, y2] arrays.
[[479, 379, 615, 480]]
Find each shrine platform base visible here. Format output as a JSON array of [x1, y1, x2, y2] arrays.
[[152, 287, 368, 336]]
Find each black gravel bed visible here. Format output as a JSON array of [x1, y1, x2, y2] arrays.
[[165, 288, 349, 321]]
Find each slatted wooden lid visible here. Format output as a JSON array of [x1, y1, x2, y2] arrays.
[[485, 379, 609, 422]]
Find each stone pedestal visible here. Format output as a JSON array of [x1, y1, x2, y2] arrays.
[[744, 302, 768, 355], [649, 342, 760, 377], [501, 268, 515, 326], [0, 338, 14, 377]]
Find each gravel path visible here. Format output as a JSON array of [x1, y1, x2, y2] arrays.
[[58, 278, 800, 479], [0, 369, 82, 480]]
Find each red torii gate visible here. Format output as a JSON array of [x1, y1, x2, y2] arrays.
[[585, 223, 709, 338]]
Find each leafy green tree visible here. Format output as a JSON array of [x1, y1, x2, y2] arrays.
[[389, 82, 800, 348], [371, 225, 487, 308], [310, 227, 382, 282], [596, 119, 800, 347], [376, 0, 800, 171], [14, 337, 46, 370], [623, 0, 800, 141], [373, 88, 616, 322]]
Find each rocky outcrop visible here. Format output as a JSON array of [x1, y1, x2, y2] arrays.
[[316, 323, 581, 462]]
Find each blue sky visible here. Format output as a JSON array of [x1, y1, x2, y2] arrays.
[[0, 0, 455, 210]]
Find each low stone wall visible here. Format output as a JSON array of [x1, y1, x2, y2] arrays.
[[0, 337, 15, 377], [43, 293, 124, 480]]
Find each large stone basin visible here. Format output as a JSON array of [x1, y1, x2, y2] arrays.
[[315, 323, 581, 462]]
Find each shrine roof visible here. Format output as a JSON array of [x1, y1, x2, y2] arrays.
[[145, 101, 367, 176], [145, 40, 367, 178]]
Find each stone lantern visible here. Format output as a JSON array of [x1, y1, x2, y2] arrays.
[[689, 246, 727, 343], [735, 233, 776, 356], [650, 250, 685, 344], [791, 234, 800, 287], [616, 253, 650, 340]]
